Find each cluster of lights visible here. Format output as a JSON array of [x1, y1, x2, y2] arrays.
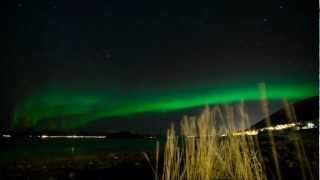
[[232, 130, 259, 136], [39, 135, 106, 139], [2, 134, 11, 138], [300, 122, 316, 130], [260, 123, 297, 132], [232, 122, 317, 136]]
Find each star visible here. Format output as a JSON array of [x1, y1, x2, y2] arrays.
[[263, 18, 268, 22], [104, 49, 112, 61]]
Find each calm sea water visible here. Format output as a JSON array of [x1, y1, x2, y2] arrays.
[[0, 138, 163, 163]]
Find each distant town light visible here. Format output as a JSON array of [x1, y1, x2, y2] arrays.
[[232, 130, 258, 136], [261, 123, 297, 131], [2, 134, 11, 138], [41, 135, 48, 139], [39, 135, 106, 139], [302, 122, 316, 129], [229, 122, 316, 137]]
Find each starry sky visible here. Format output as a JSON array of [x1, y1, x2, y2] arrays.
[[1, 0, 318, 133]]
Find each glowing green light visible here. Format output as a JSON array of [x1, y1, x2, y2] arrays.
[[12, 83, 317, 129]]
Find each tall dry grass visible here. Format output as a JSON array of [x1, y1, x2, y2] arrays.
[[145, 104, 266, 180], [259, 84, 281, 180], [144, 84, 315, 180], [282, 99, 314, 180]]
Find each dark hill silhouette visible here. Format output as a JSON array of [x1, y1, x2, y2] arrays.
[[251, 96, 318, 129]]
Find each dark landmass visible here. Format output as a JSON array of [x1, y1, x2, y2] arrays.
[[251, 96, 318, 129]]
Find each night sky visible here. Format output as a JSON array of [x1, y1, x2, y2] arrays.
[[2, 0, 318, 133]]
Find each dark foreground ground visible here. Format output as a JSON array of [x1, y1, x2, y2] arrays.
[[0, 129, 318, 180], [259, 129, 318, 180], [0, 152, 154, 180]]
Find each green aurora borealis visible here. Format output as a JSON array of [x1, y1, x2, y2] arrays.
[[12, 83, 317, 130]]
